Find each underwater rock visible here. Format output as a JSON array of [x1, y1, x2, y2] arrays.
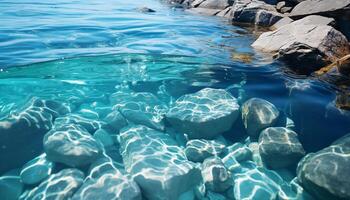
[[119, 125, 202, 200], [24, 169, 84, 200], [233, 167, 285, 200], [297, 133, 350, 200], [0, 170, 23, 200], [0, 98, 69, 174], [252, 15, 350, 73], [202, 157, 233, 193], [241, 98, 280, 139], [277, 177, 315, 200], [111, 91, 167, 131], [43, 124, 102, 167], [223, 142, 253, 163], [166, 88, 240, 139], [54, 114, 102, 134], [185, 139, 226, 162], [259, 127, 305, 169], [93, 128, 115, 148], [71, 157, 141, 200], [102, 110, 128, 133], [20, 153, 54, 185]]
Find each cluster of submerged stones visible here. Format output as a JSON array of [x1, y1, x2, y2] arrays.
[[168, 0, 350, 76], [1, 87, 349, 200]]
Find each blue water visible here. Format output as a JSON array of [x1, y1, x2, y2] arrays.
[[0, 0, 350, 195]]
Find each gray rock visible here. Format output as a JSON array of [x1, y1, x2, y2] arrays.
[[54, 114, 102, 134], [202, 157, 233, 192], [216, 6, 233, 18], [20, 153, 54, 185], [111, 91, 167, 131], [0, 170, 23, 200], [280, 6, 292, 13], [255, 10, 284, 26], [231, 0, 277, 25], [119, 125, 202, 200], [252, 16, 349, 73], [290, 0, 350, 17], [270, 17, 293, 30], [197, 0, 232, 9], [241, 98, 280, 139], [71, 157, 141, 200], [233, 167, 285, 200], [259, 127, 305, 169], [185, 139, 226, 162], [24, 169, 84, 200], [166, 88, 240, 139], [297, 133, 350, 200], [0, 98, 69, 174], [93, 128, 115, 148], [223, 142, 253, 162], [102, 110, 128, 133], [43, 124, 102, 167], [276, 1, 286, 10], [188, 8, 222, 15]]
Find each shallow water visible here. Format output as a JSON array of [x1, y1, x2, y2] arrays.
[[0, 0, 350, 198]]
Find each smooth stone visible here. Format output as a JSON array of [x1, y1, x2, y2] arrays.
[[280, 6, 292, 13], [71, 157, 141, 200], [111, 91, 167, 131], [297, 133, 350, 200], [259, 127, 305, 169], [102, 110, 128, 133], [43, 124, 102, 167], [119, 125, 202, 200], [0, 98, 69, 174], [222, 153, 241, 172], [271, 17, 293, 30], [24, 169, 84, 200], [188, 8, 222, 15], [249, 142, 264, 166], [223, 142, 253, 162], [233, 167, 285, 200], [54, 114, 102, 134], [185, 139, 226, 162], [276, 1, 286, 10], [206, 191, 227, 200], [0, 170, 23, 200], [277, 177, 315, 200], [241, 98, 280, 139], [93, 128, 115, 148], [20, 153, 54, 185], [290, 0, 350, 17], [202, 157, 233, 192], [252, 16, 349, 73], [166, 88, 240, 139], [197, 0, 232, 9]]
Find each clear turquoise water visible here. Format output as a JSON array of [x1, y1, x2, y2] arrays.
[[0, 0, 350, 178]]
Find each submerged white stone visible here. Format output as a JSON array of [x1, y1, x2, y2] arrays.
[[119, 125, 202, 200], [71, 156, 141, 200], [166, 88, 240, 139]]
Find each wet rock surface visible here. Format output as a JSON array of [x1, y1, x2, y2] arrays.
[[185, 139, 226, 162], [241, 98, 280, 139], [166, 88, 240, 139], [24, 169, 84, 200], [119, 125, 202, 200], [71, 157, 141, 200], [43, 124, 102, 167], [259, 127, 305, 169], [20, 154, 54, 185], [297, 133, 350, 200]]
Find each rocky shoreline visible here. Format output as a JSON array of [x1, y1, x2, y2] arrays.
[[168, 0, 350, 77]]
